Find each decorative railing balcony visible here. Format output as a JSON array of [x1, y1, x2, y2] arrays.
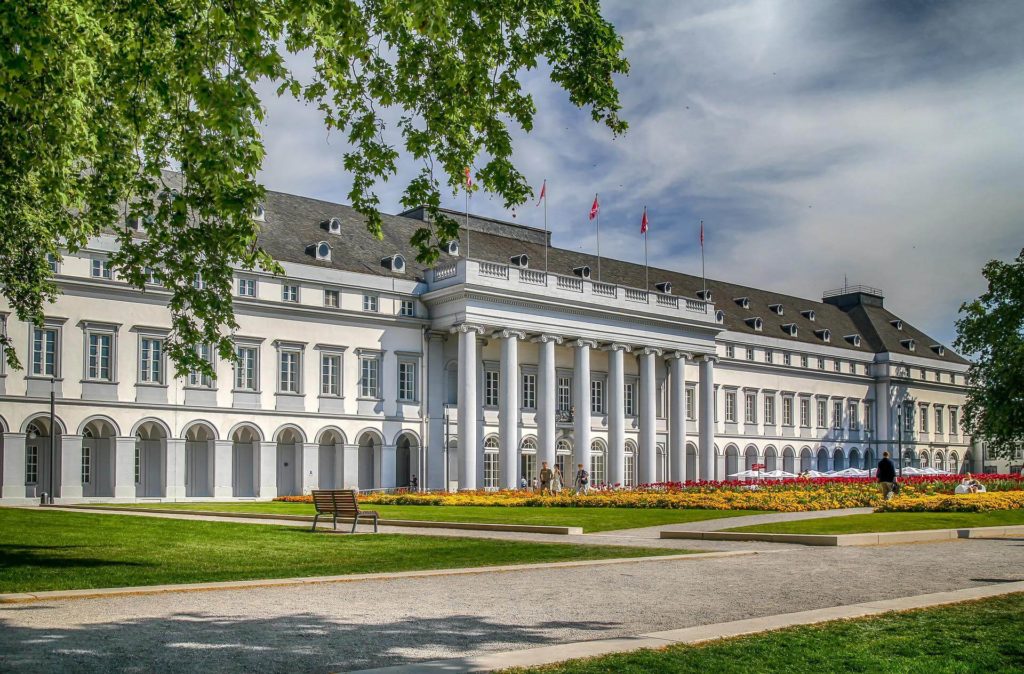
[[426, 258, 714, 321]]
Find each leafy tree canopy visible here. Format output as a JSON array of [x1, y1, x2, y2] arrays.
[[954, 248, 1024, 460], [0, 0, 627, 376]]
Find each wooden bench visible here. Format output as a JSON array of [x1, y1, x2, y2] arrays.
[[311, 489, 379, 533]]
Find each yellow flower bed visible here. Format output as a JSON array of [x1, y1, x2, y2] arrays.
[[875, 492, 1024, 513]]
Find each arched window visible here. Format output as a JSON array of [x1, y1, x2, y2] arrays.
[[555, 439, 572, 481], [483, 436, 499, 489], [590, 440, 606, 487], [520, 437, 537, 484], [624, 440, 637, 488]]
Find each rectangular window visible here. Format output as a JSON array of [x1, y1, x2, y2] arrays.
[[139, 338, 163, 384], [359, 356, 380, 398], [935, 408, 943, 434], [193, 273, 205, 290], [817, 399, 827, 428], [483, 452, 499, 489], [800, 398, 810, 427], [590, 380, 604, 414], [904, 403, 914, 432], [624, 382, 635, 416], [833, 401, 843, 429], [801, 355, 809, 368], [686, 387, 695, 420], [864, 402, 873, 431], [282, 284, 299, 302], [321, 354, 341, 396], [91, 258, 112, 279], [26, 446, 38, 484], [818, 357, 825, 370], [82, 446, 91, 483], [765, 350, 773, 364], [834, 359, 841, 372], [848, 401, 859, 430], [235, 346, 258, 390], [624, 452, 635, 488], [746, 347, 754, 361], [398, 360, 418, 401], [744, 393, 756, 424], [144, 267, 160, 286], [484, 370, 500, 406], [725, 344, 735, 359], [399, 300, 415, 317], [324, 289, 340, 308], [725, 391, 737, 423], [522, 373, 536, 409], [237, 278, 256, 297], [783, 397, 794, 426], [31, 327, 58, 376], [87, 333, 112, 381], [950, 408, 958, 435], [362, 294, 379, 312], [783, 352, 791, 366], [557, 376, 572, 412], [920, 406, 929, 432], [279, 350, 300, 393], [47, 253, 59, 273], [921, 369, 927, 380], [189, 343, 214, 388], [764, 396, 775, 425]]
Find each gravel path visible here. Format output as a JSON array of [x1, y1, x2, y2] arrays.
[[2, 537, 1021, 673], [597, 507, 876, 538]]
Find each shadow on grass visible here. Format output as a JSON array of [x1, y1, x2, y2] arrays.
[[0, 545, 145, 571], [0, 611, 621, 672]]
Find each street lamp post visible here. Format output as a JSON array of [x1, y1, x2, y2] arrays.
[[897, 403, 904, 479], [443, 409, 450, 492]]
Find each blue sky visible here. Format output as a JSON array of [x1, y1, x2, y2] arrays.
[[255, 0, 1024, 349]]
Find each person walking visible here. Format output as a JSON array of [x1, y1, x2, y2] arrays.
[[552, 465, 564, 494], [877, 451, 897, 500], [538, 462, 554, 494], [574, 463, 590, 495]]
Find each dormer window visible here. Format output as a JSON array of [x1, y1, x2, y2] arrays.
[[815, 328, 831, 343], [801, 309, 816, 321], [901, 338, 916, 351], [253, 204, 266, 221], [931, 344, 945, 356], [844, 334, 862, 347], [655, 281, 672, 294], [769, 303, 783, 316], [715, 310, 725, 324], [745, 317, 763, 331], [782, 323, 798, 337], [381, 254, 406, 273], [510, 254, 529, 268], [321, 217, 342, 235], [735, 297, 751, 309], [444, 240, 460, 256], [697, 289, 712, 301], [307, 241, 332, 261], [891, 319, 903, 330], [573, 265, 591, 279]]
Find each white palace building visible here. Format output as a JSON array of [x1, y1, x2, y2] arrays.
[[0, 184, 980, 503]]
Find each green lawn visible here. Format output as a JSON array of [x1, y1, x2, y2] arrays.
[[503, 593, 1024, 673], [92, 501, 763, 533], [726, 510, 1024, 535], [0, 509, 682, 593]]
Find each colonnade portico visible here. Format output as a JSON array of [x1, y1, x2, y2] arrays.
[[448, 322, 717, 490]]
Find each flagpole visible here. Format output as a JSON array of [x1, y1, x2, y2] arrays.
[[644, 206, 649, 291], [465, 176, 471, 259], [700, 219, 706, 299], [543, 179, 549, 274], [595, 192, 601, 282]]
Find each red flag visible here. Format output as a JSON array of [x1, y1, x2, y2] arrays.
[[589, 194, 600, 220], [640, 207, 648, 234], [464, 167, 472, 189], [536, 180, 546, 206], [700, 220, 704, 246]]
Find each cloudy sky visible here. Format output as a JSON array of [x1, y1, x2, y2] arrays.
[[255, 0, 1024, 349]]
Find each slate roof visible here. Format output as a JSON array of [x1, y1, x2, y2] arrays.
[[139, 176, 967, 365]]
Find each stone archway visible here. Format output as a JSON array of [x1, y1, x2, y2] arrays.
[[231, 424, 261, 497], [134, 419, 169, 497]]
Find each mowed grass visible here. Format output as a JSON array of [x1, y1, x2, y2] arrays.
[[0, 509, 682, 593], [94, 501, 763, 532], [503, 593, 1024, 673], [726, 510, 1024, 535]]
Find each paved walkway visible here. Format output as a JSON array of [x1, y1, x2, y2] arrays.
[[2, 535, 1022, 672], [594, 507, 875, 539]]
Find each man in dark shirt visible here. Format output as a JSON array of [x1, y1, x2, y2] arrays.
[[877, 451, 897, 500]]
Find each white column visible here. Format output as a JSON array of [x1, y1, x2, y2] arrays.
[[341, 443, 360, 489], [113, 436, 136, 499], [1, 433, 27, 499], [380, 444, 397, 489], [259, 440, 278, 498], [605, 344, 627, 487], [454, 324, 483, 490], [669, 352, 690, 483], [59, 434, 84, 499], [699, 355, 717, 480], [165, 438, 186, 498], [426, 331, 447, 490], [302, 443, 319, 493], [533, 334, 561, 471], [497, 329, 524, 489], [573, 339, 596, 476], [213, 440, 233, 497], [637, 347, 661, 484]]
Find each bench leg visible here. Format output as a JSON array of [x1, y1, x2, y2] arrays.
[[312, 513, 320, 532], [373, 515, 378, 533], [333, 512, 337, 531], [351, 514, 359, 534]]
